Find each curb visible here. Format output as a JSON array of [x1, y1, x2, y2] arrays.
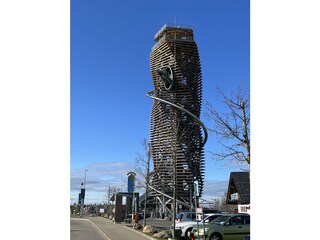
[[124, 225, 157, 240]]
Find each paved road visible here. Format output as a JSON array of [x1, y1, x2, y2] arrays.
[[71, 218, 109, 240], [71, 216, 156, 240]]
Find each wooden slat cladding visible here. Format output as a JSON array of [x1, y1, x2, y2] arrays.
[[149, 25, 205, 203]]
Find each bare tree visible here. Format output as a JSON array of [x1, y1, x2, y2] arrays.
[[106, 185, 121, 205], [205, 82, 250, 172], [104, 185, 121, 216], [135, 139, 151, 227]]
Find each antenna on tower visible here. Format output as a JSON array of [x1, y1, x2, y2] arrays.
[[174, 16, 177, 27]]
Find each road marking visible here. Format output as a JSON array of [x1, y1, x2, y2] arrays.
[[89, 221, 111, 240]]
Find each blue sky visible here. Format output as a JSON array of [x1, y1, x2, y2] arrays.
[[70, 0, 250, 205]]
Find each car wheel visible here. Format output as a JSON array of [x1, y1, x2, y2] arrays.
[[209, 233, 222, 240], [185, 228, 192, 239]]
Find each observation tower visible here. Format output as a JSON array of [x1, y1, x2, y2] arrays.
[[147, 24, 207, 210]]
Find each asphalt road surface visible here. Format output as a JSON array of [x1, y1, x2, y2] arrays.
[[70, 216, 163, 240], [71, 218, 109, 240]]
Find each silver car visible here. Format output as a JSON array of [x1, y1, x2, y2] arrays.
[[174, 213, 222, 239], [175, 211, 196, 224]]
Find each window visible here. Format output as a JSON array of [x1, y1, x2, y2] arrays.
[[241, 206, 247, 212], [230, 216, 242, 225], [176, 213, 183, 220], [243, 216, 250, 224]]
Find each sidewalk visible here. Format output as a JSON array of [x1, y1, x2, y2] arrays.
[[72, 216, 156, 240]]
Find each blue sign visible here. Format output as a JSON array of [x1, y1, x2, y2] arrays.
[[194, 180, 199, 196], [127, 172, 136, 193]]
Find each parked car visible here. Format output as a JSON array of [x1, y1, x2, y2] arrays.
[[173, 213, 222, 239], [175, 211, 196, 223], [191, 213, 250, 240]]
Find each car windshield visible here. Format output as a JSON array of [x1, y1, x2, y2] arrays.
[[175, 213, 183, 220], [211, 215, 230, 225], [203, 215, 222, 223]]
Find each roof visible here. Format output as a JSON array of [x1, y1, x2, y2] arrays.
[[154, 23, 193, 41], [226, 172, 250, 205]]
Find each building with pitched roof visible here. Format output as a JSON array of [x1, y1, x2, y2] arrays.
[[226, 171, 250, 213]]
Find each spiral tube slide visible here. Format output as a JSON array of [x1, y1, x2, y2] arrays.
[[146, 90, 208, 147]]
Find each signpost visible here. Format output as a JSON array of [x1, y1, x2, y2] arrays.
[[80, 182, 84, 217], [127, 172, 135, 193], [194, 179, 199, 239], [127, 172, 136, 224], [196, 207, 203, 219]]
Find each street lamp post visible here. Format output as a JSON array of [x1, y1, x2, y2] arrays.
[[84, 169, 88, 188]]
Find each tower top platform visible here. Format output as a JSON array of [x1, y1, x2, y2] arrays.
[[152, 24, 194, 50]]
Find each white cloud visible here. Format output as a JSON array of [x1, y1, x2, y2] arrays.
[[201, 179, 229, 200], [70, 161, 134, 204], [71, 160, 232, 205]]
